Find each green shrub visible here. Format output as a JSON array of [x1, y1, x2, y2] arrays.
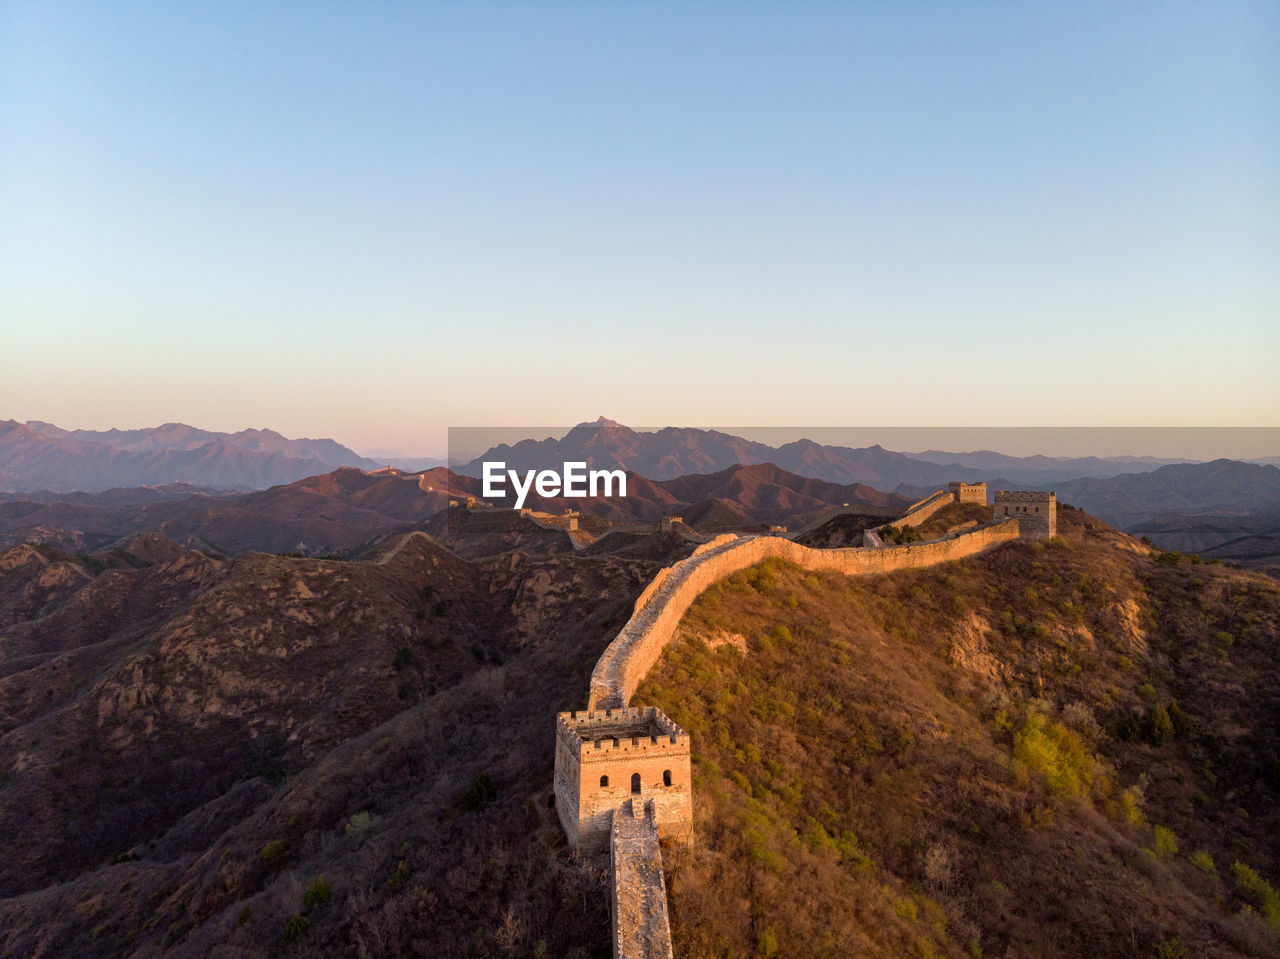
[[1152, 825, 1177, 858], [1188, 849, 1216, 875], [260, 839, 288, 870], [282, 913, 309, 944], [237, 904, 254, 927], [1148, 705, 1175, 745], [303, 875, 332, 908], [1232, 861, 1280, 928], [387, 860, 411, 890], [459, 771, 498, 812], [758, 928, 779, 958], [1013, 711, 1095, 799], [1152, 938, 1187, 959], [345, 811, 380, 837], [162, 918, 191, 946]]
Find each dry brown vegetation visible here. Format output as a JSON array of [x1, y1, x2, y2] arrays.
[[636, 509, 1280, 958], [2, 500, 1278, 959], [0, 530, 673, 958]]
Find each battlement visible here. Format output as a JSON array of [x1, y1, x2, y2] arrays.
[[554, 705, 693, 855], [556, 708, 689, 760], [994, 489, 1055, 504], [948, 481, 988, 505], [994, 489, 1057, 538]]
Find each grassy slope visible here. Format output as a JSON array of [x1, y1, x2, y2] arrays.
[[636, 508, 1280, 959]]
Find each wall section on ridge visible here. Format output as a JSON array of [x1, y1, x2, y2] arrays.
[[587, 518, 1021, 710]]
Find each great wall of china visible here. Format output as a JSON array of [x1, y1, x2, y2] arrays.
[[553, 480, 1055, 959]]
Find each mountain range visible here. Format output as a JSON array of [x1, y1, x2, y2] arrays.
[[0, 461, 908, 559], [7, 416, 1274, 497], [0, 420, 383, 492], [459, 418, 1234, 489]]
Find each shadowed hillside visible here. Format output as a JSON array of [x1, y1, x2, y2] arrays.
[[0, 531, 669, 958]]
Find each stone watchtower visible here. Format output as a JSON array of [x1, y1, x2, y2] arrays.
[[993, 490, 1057, 539], [948, 481, 988, 505], [554, 707, 694, 854]]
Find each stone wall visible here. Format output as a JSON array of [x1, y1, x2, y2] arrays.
[[949, 481, 988, 505], [993, 490, 1057, 539], [611, 800, 675, 959], [554, 707, 693, 854], [588, 517, 1021, 710], [891, 489, 955, 529]]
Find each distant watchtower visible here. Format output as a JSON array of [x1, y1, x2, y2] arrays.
[[554, 707, 693, 855], [948, 481, 988, 505], [994, 490, 1057, 539]]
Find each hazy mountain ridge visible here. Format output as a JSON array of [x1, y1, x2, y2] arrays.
[[909, 447, 1192, 477], [461, 419, 1240, 488], [9, 416, 1275, 498], [0, 462, 909, 558], [0, 420, 380, 492]]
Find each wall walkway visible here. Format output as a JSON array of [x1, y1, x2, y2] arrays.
[[588, 518, 1019, 710]]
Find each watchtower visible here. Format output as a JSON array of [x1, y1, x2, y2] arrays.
[[993, 490, 1057, 538], [554, 706, 693, 855], [948, 481, 988, 505]]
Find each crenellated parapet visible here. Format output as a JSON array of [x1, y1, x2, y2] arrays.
[[994, 489, 1057, 539], [948, 481, 988, 505], [554, 707, 693, 855]]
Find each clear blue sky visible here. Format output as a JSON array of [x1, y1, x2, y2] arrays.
[[2, 2, 1277, 456]]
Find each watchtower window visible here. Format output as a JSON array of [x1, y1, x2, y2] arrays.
[[631, 773, 641, 794], [600, 775, 609, 788], [663, 769, 672, 787]]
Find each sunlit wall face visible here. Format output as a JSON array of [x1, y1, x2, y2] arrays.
[[3, 3, 1277, 456]]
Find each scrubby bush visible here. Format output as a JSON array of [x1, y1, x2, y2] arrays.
[[1232, 862, 1280, 928], [1189, 850, 1216, 875], [303, 875, 332, 908], [282, 913, 309, 944], [387, 860, 411, 890], [344, 811, 380, 837], [459, 770, 498, 811], [1013, 711, 1096, 799], [260, 839, 288, 870]]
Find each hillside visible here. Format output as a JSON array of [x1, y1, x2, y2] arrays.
[[0, 462, 909, 558], [635, 509, 1280, 958], [0, 468, 480, 557], [3, 494, 1279, 957], [0, 529, 682, 958]]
